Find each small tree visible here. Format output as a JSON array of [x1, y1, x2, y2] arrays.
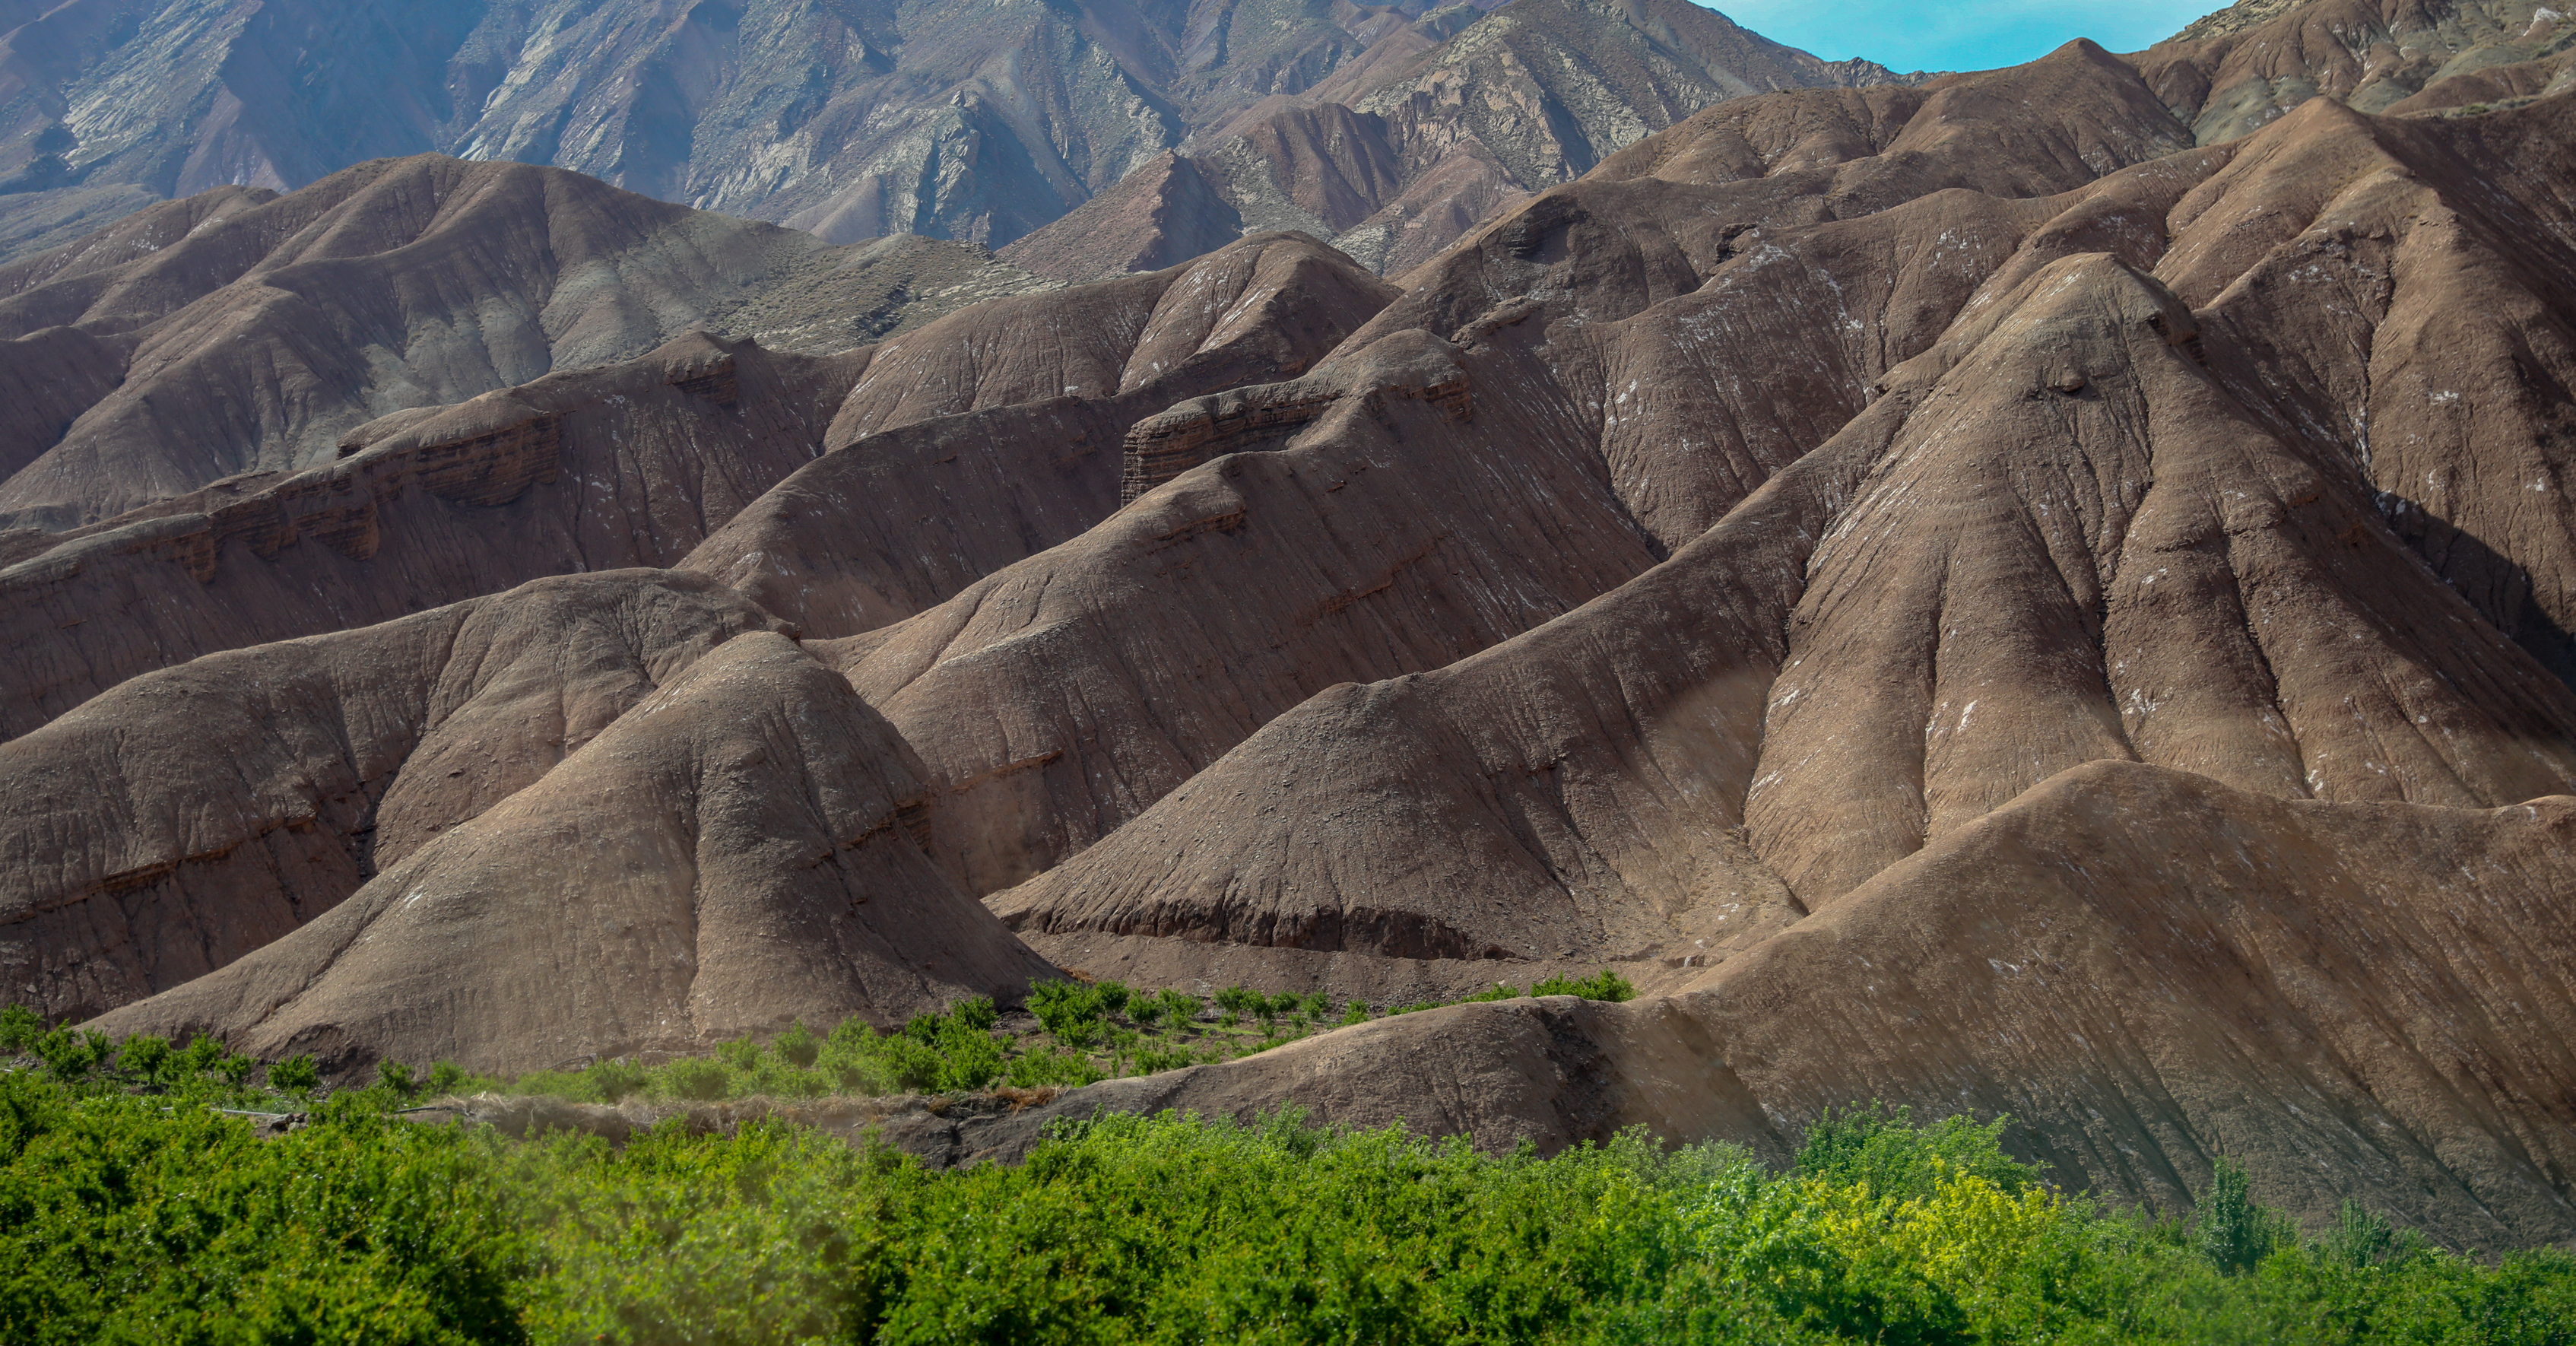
[[774, 1022, 821, 1068], [2197, 1155, 2292, 1274], [376, 1059, 417, 1097], [118, 1034, 173, 1084], [268, 1055, 322, 1096], [0, 1003, 43, 1052]]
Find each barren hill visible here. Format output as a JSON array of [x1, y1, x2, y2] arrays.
[[21, 0, 2576, 1251]]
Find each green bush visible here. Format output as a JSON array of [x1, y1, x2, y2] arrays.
[[2198, 1154, 2295, 1275], [1004, 1049, 1106, 1089], [1795, 1102, 2036, 1199], [1155, 988, 1201, 1026], [660, 1056, 730, 1102], [1340, 1000, 1372, 1027], [1131, 1045, 1197, 1075], [1028, 980, 1104, 1040], [0, 1003, 42, 1052], [1531, 968, 1638, 1002], [266, 1054, 321, 1096], [117, 1033, 173, 1084], [774, 1021, 820, 1067]]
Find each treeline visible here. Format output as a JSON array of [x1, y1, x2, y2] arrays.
[[2, 1067, 2569, 1343]]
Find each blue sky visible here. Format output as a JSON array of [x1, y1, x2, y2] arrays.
[[1705, 0, 2234, 73]]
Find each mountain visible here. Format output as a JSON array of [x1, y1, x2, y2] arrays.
[[0, 0, 1899, 271], [7, 0, 2575, 1252], [1001, 0, 1915, 279], [2138, 0, 2576, 141], [0, 152, 1052, 532], [1004, 0, 2576, 283]]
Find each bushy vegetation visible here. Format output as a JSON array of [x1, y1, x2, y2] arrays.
[[2, 1068, 2568, 1345], [462, 972, 1643, 1107]]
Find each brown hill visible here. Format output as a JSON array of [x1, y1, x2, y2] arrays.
[[0, 153, 1052, 530], [90, 628, 1054, 1072], [0, 232, 1393, 1020], [21, 2, 2576, 1250]]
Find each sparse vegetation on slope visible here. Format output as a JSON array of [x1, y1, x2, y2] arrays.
[[2, 1068, 2568, 1344], [458, 974, 1639, 1107]]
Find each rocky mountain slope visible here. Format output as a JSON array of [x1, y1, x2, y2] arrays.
[[0, 0, 1894, 271], [0, 152, 1052, 532], [998, 0, 1909, 279], [8, 0, 2575, 1252]]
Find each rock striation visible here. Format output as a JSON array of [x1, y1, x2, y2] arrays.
[[6, 0, 2576, 1252]]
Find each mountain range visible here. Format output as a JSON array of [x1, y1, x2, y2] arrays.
[[0, 0, 2573, 1255], [0, 0, 1906, 269]]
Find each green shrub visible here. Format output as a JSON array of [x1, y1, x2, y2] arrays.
[[1340, 1000, 1372, 1026], [1132, 1045, 1197, 1075], [33, 1027, 109, 1083], [117, 1033, 173, 1084], [1156, 989, 1201, 1026], [1795, 1102, 2036, 1200], [1461, 982, 1518, 1002], [0, 1003, 41, 1052], [426, 1062, 468, 1096], [1093, 982, 1132, 1016], [376, 1059, 417, 1097], [177, 1034, 227, 1078], [1028, 980, 1105, 1039], [659, 1056, 731, 1102], [0, 1073, 530, 1344], [265, 1054, 321, 1096], [773, 1021, 820, 1067], [715, 1038, 761, 1071], [952, 996, 999, 1033], [217, 1051, 261, 1087], [1531, 968, 1638, 1002], [1213, 984, 1260, 1024], [2197, 1154, 2295, 1275], [1004, 1049, 1106, 1089]]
